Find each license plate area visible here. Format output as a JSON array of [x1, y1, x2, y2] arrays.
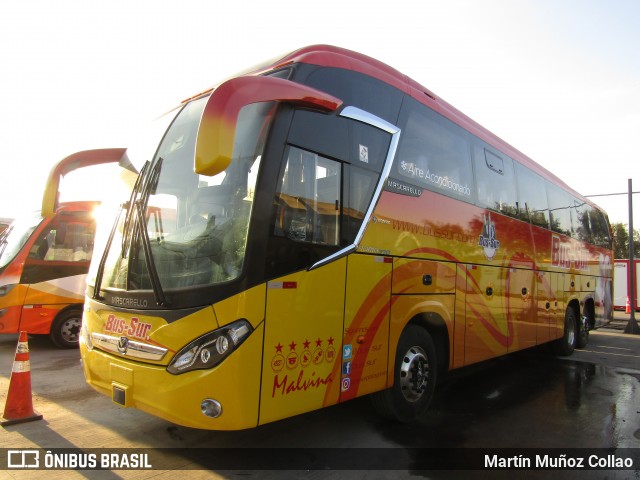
[[112, 383, 128, 406]]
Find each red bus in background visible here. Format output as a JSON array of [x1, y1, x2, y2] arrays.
[[0, 148, 126, 347]]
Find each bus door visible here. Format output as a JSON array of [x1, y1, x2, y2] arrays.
[[259, 105, 397, 423], [260, 146, 347, 425], [19, 210, 95, 334]]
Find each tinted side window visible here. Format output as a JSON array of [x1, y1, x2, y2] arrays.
[[288, 110, 349, 163], [573, 199, 593, 243], [516, 164, 550, 228], [474, 145, 517, 217], [548, 185, 574, 236], [304, 67, 403, 124], [590, 208, 612, 248], [395, 98, 474, 202]]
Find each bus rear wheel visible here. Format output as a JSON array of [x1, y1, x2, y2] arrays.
[[50, 309, 82, 348], [552, 307, 577, 356], [576, 314, 589, 349], [371, 325, 437, 422]]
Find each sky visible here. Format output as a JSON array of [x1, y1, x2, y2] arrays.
[[1, 0, 639, 228]]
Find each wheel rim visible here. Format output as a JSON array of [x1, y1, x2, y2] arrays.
[[399, 345, 430, 402], [60, 316, 82, 344]]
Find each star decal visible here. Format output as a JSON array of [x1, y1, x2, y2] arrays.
[[275, 342, 283, 353], [315, 338, 322, 347], [303, 339, 311, 349], [289, 340, 297, 351], [327, 336, 334, 346]]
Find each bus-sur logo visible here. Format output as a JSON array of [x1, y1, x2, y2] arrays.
[[478, 213, 500, 261], [104, 314, 152, 341]]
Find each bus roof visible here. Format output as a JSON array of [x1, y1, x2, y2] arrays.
[[271, 46, 594, 207], [192, 45, 599, 212]]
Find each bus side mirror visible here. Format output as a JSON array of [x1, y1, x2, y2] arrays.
[[194, 75, 342, 177], [41, 148, 127, 218]]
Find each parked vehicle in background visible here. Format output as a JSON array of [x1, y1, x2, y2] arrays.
[[613, 259, 640, 311], [0, 148, 126, 347]]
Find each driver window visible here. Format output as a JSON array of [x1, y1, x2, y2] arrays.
[[274, 146, 341, 246]]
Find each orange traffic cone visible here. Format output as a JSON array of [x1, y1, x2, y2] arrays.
[[626, 296, 631, 314], [1, 331, 43, 426]]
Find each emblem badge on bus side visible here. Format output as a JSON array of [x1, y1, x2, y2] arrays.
[[478, 213, 500, 261], [117, 336, 129, 355]]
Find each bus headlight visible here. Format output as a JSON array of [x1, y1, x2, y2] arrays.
[[0, 284, 17, 297], [167, 319, 252, 375]]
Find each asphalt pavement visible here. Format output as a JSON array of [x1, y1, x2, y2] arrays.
[[0, 312, 639, 480]]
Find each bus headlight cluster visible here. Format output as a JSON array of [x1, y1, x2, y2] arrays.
[[0, 283, 17, 297], [167, 319, 252, 375]]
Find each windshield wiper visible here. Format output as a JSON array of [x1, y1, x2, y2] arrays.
[[92, 157, 169, 307], [93, 162, 148, 300], [0, 226, 12, 257], [121, 161, 149, 258], [133, 157, 168, 307]]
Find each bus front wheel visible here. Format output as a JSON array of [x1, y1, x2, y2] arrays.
[[50, 309, 82, 349], [371, 325, 437, 422]]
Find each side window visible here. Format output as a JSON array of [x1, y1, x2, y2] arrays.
[[396, 98, 474, 202], [590, 208, 612, 248], [516, 163, 550, 228], [273, 146, 341, 246], [573, 199, 592, 243], [548, 185, 573, 237], [22, 213, 95, 284], [28, 216, 94, 263], [474, 146, 517, 217]]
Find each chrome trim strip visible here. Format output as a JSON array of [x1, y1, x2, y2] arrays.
[[91, 332, 168, 361], [309, 106, 401, 270]]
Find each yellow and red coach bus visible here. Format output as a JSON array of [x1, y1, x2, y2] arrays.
[[80, 45, 613, 429], [0, 148, 126, 347]]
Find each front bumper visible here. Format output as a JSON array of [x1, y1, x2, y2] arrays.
[[80, 322, 264, 430]]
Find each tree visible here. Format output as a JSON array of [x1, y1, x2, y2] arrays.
[[611, 222, 640, 259]]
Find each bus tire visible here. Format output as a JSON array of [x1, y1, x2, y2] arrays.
[[371, 325, 437, 422], [576, 314, 589, 349], [552, 308, 577, 357], [50, 309, 82, 349]]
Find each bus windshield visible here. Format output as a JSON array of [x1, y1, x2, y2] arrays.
[[0, 214, 42, 270], [93, 96, 274, 299]]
